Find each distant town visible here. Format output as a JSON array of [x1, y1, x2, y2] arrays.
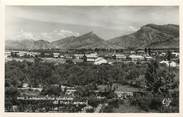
[[5, 48, 179, 112]]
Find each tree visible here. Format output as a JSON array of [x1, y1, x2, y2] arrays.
[[145, 60, 175, 95], [144, 48, 147, 54], [148, 48, 151, 56], [145, 60, 160, 93], [166, 50, 172, 72]]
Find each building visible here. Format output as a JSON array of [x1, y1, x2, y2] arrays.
[[28, 52, 40, 57], [129, 54, 144, 61], [94, 57, 108, 65], [144, 55, 153, 60], [5, 51, 11, 58], [172, 52, 179, 58], [64, 54, 73, 59], [160, 61, 178, 67], [86, 53, 98, 62], [112, 83, 141, 99], [96, 85, 111, 93], [22, 83, 29, 88], [74, 54, 84, 59], [114, 54, 126, 60], [53, 53, 60, 58], [17, 51, 27, 57]]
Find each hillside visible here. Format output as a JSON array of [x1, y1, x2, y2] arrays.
[[5, 24, 179, 50], [51, 32, 117, 49], [34, 40, 54, 49], [5, 39, 53, 50], [108, 24, 179, 49]]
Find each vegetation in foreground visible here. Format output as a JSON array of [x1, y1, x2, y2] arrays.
[[5, 58, 179, 112]]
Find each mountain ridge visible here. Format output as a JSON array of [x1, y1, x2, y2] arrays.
[[5, 24, 179, 50]]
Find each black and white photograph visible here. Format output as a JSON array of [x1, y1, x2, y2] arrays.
[[4, 6, 179, 113]]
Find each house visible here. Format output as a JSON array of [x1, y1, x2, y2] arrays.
[[112, 83, 141, 99], [64, 54, 73, 59], [114, 54, 126, 60], [136, 50, 145, 55], [115, 91, 133, 99], [172, 52, 179, 58], [130, 51, 136, 54], [160, 61, 178, 67], [96, 85, 111, 93], [94, 57, 108, 65], [22, 83, 29, 88], [53, 53, 60, 58], [28, 52, 40, 57], [17, 51, 26, 57], [144, 55, 153, 60], [129, 54, 144, 61], [5, 51, 11, 58], [86, 53, 98, 62], [60, 55, 64, 58], [159, 52, 166, 57], [74, 54, 84, 59]]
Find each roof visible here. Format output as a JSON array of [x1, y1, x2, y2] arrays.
[[129, 54, 144, 59], [94, 57, 108, 65], [160, 61, 177, 67], [113, 84, 141, 92], [86, 53, 98, 58]]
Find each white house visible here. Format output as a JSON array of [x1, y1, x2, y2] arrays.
[[28, 52, 40, 57], [94, 57, 108, 65], [159, 52, 166, 57], [172, 52, 179, 57], [129, 54, 144, 61], [5, 51, 11, 58], [74, 54, 84, 59], [160, 61, 177, 67], [115, 54, 126, 59], [53, 53, 60, 58], [17, 51, 27, 57], [22, 83, 29, 88], [86, 53, 98, 62], [144, 55, 153, 60]]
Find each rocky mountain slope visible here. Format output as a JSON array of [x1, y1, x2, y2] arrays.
[[108, 24, 179, 49], [5, 24, 179, 50]]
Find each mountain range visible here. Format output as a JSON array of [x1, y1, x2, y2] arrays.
[[5, 24, 179, 50]]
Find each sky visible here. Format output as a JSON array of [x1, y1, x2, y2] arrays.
[[6, 6, 179, 41]]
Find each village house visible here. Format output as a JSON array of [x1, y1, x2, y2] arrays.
[[94, 57, 108, 65], [112, 83, 141, 99], [5, 51, 11, 58], [136, 50, 145, 55], [129, 54, 145, 61], [53, 53, 60, 58], [28, 52, 40, 57], [95, 85, 111, 93], [86, 52, 98, 62], [159, 52, 166, 57], [160, 60, 178, 67], [17, 51, 27, 57], [144, 55, 153, 61], [74, 54, 84, 59], [114, 54, 126, 60], [64, 54, 73, 59], [172, 52, 179, 58]]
